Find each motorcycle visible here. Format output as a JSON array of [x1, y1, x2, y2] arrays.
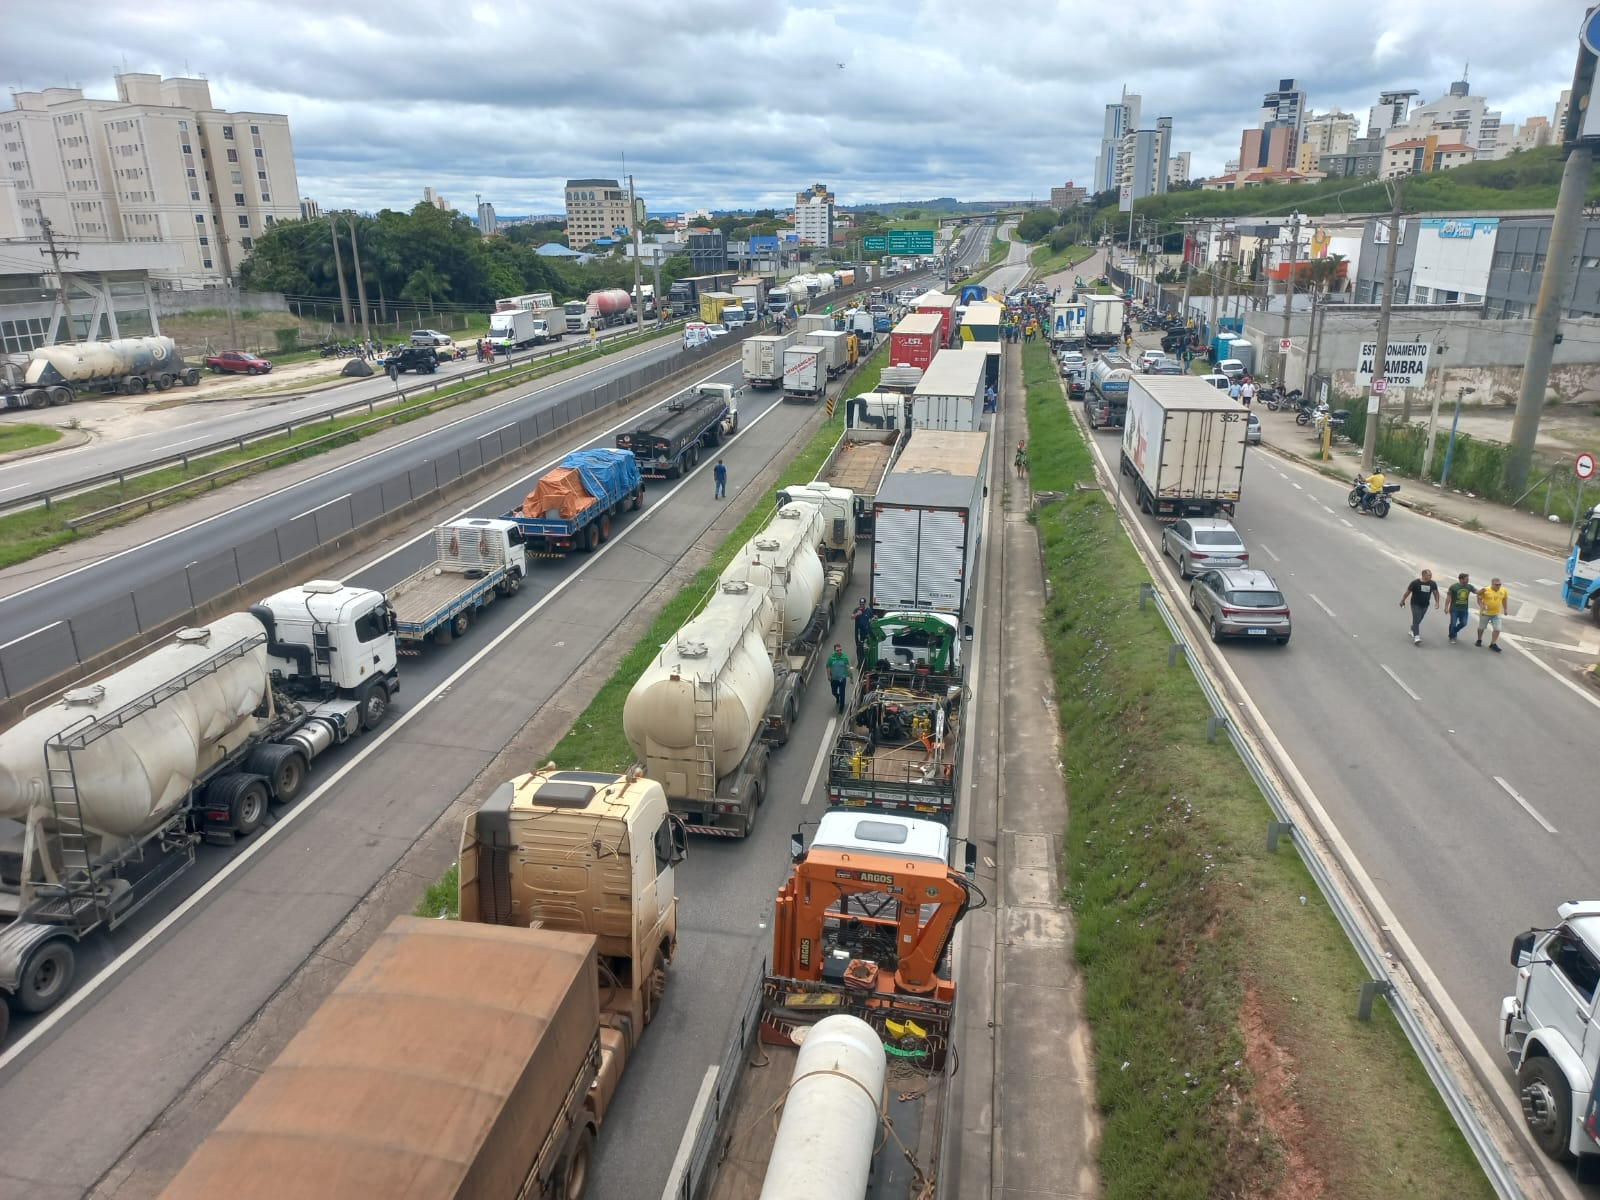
[[1347, 474, 1401, 518], [1260, 385, 1301, 412]]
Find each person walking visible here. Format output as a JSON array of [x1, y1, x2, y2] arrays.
[[1400, 569, 1441, 644], [853, 600, 873, 665], [1239, 378, 1255, 407], [713, 458, 727, 500], [1014, 440, 1028, 476], [984, 383, 996, 413], [1446, 572, 1473, 643], [826, 644, 850, 713], [1476, 577, 1509, 651], [1228, 378, 1242, 403]]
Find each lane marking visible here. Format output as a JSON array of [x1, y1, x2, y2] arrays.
[[1339, 517, 1353, 528], [0, 392, 799, 1075], [1505, 633, 1600, 654], [1380, 664, 1422, 702], [1494, 776, 1558, 834], [800, 715, 839, 806], [1307, 593, 1336, 618], [1320, 504, 1335, 515], [289, 492, 349, 522], [1536, 578, 1559, 586], [1503, 637, 1600, 712], [1258, 542, 1280, 563], [1291, 482, 1303, 490]]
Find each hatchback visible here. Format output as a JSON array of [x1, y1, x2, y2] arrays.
[[1218, 358, 1246, 381], [1138, 350, 1166, 369], [1058, 350, 1086, 371], [1189, 567, 1291, 645], [1245, 411, 1261, 445], [1161, 518, 1248, 579]]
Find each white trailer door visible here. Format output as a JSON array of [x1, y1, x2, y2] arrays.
[[1164, 408, 1247, 499]]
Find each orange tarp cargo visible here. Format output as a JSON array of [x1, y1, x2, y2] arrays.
[[520, 467, 596, 521]]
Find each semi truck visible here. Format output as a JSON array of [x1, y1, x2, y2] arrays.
[[792, 426, 905, 539], [742, 331, 795, 389], [587, 288, 634, 328], [888, 313, 943, 373], [615, 383, 737, 479], [1084, 294, 1126, 347], [911, 349, 984, 432], [1120, 375, 1248, 519], [870, 429, 989, 626], [781, 343, 824, 403], [506, 447, 645, 557], [385, 519, 529, 648], [732, 277, 767, 320], [914, 291, 957, 347], [1050, 302, 1087, 346], [1, 336, 199, 408], [699, 811, 976, 1199], [1086, 352, 1135, 429], [0, 593, 400, 1036], [667, 272, 739, 318], [486, 306, 544, 351]]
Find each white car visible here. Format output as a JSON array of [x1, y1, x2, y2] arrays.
[[706, 323, 729, 339], [1138, 350, 1166, 370]]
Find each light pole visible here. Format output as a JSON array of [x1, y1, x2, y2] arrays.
[[1439, 386, 1474, 487]]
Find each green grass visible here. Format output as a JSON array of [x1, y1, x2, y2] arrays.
[[987, 235, 1009, 265], [1023, 337, 1494, 1200], [0, 425, 63, 454], [414, 863, 459, 919], [0, 324, 679, 569], [1029, 242, 1094, 276]]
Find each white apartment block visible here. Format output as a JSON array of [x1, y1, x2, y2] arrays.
[[564, 178, 632, 248], [1167, 152, 1191, 188], [794, 183, 834, 246], [0, 73, 301, 287], [1393, 80, 1505, 161]]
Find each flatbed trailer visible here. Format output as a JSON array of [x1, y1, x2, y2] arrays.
[[387, 519, 527, 647], [815, 427, 904, 539], [507, 447, 645, 557]]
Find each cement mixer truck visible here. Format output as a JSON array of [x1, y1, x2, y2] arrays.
[[0, 585, 399, 1038], [1, 336, 199, 409]]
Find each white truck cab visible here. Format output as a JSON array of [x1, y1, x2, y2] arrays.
[[252, 581, 400, 729], [1502, 902, 1600, 1170]]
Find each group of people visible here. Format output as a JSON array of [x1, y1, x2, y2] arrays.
[[473, 338, 498, 363], [1400, 570, 1510, 648], [1228, 376, 1257, 405]]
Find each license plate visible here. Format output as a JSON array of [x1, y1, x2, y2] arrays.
[[1246, 627, 1267, 635]]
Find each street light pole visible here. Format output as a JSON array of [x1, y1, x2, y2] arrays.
[[329, 217, 353, 331], [1280, 211, 1300, 384], [1361, 178, 1404, 474], [1440, 386, 1474, 487]]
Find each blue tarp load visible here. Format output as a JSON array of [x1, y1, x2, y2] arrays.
[[561, 447, 640, 507]]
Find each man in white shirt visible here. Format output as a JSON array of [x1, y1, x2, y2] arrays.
[[1239, 379, 1255, 406]]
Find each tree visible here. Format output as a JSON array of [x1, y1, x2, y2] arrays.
[[1016, 209, 1060, 243], [400, 263, 449, 307]]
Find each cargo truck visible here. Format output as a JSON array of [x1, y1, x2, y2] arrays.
[[914, 291, 957, 347], [699, 291, 742, 326], [697, 812, 976, 1199], [1050, 302, 1087, 346], [870, 430, 989, 626], [911, 349, 984, 431], [781, 343, 824, 404], [0, 595, 400, 1036], [486, 306, 542, 351], [1084, 294, 1126, 347], [163, 764, 684, 1200], [732, 277, 767, 320], [1120, 375, 1248, 519], [587, 288, 634, 328], [615, 383, 737, 479], [1, 335, 198, 408], [888, 313, 943, 373], [1086, 352, 1136, 429], [742, 331, 795, 389], [506, 447, 645, 557], [668, 272, 739, 319], [802, 427, 905, 539], [808, 330, 851, 379], [386, 519, 529, 648]]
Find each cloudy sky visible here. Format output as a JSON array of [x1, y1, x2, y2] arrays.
[[0, 1, 1583, 215]]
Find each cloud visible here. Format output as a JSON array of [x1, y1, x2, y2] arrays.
[[0, 0, 1578, 214]]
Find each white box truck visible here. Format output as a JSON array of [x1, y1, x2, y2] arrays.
[[487, 307, 541, 351], [871, 430, 989, 625], [743, 332, 795, 389], [782, 343, 824, 403], [911, 349, 984, 431], [1120, 375, 1248, 519], [807, 330, 850, 379]]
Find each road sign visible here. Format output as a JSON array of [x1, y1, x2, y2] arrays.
[[1583, 6, 1600, 55], [1579, 452, 1596, 480], [1279, 338, 1291, 351], [862, 235, 887, 252], [1371, 377, 1387, 394], [1355, 340, 1431, 388], [887, 229, 935, 255]]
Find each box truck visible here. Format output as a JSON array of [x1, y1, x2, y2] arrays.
[[1120, 375, 1248, 519], [911, 349, 985, 431]]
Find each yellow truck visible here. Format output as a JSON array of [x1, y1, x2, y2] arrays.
[[699, 290, 743, 326], [160, 768, 684, 1200]]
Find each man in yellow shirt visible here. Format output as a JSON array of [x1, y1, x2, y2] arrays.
[[1362, 471, 1385, 512], [1476, 577, 1508, 652]]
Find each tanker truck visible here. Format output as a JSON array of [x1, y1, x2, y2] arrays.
[[1, 336, 199, 409], [587, 288, 634, 329], [0, 585, 399, 1038]]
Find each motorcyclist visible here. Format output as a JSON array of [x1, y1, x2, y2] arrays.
[[1362, 470, 1386, 512]]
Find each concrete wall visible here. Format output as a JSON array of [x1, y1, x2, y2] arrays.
[[153, 286, 289, 315]]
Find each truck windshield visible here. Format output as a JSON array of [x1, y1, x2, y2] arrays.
[[1578, 517, 1600, 564]]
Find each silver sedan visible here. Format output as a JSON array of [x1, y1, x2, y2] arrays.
[[1161, 518, 1249, 579]]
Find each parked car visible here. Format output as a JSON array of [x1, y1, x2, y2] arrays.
[[205, 350, 273, 375], [1138, 350, 1166, 370], [1189, 567, 1292, 645], [1151, 361, 1186, 376], [1245, 411, 1261, 445], [383, 346, 439, 375], [1197, 374, 1232, 391], [410, 329, 453, 347], [1217, 358, 1246, 381], [1064, 366, 1087, 397], [1160, 518, 1249, 579]]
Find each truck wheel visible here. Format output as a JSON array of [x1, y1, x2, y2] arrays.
[[583, 525, 600, 552], [48, 387, 72, 406], [1517, 1056, 1575, 1161], [642, 960, 667, 1026], [559, 1126, 596, 1200], [183, 369, 200, 386], [127, 376, 146, 394], [630, 486, 643, 511], [231, 779, 270, 836], [496, 575, 521, 597], [449, 611, 472, 640], [598, 515, 611, 542], [153, 374, 172, 391], [360, 682, 391, 730], [246, 744, 308, 805], [16, 940, 75, 1014]]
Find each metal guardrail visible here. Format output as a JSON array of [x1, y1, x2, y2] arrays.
[[1132, 578, 1525, 1200]]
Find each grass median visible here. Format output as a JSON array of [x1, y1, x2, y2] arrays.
[[0, 425, 63, 455], [1029, 242, 1093, 276], [1022, 338, 1492, 1200]]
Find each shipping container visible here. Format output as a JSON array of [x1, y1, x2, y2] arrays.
[[871, 431, 989, 623]]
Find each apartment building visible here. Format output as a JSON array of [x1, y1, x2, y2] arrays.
[[1117, 118, 1172, 202], [794, 182, 834, 246], [1296, 111, 1359, 172], [1382, 134, 1477, 180], [0, 73, 301, 286], [564, 177, 632, 248], [1049, 181, 1087, 209], [1093, 90, 1141, 194], [1167, 152, 1191, 189]]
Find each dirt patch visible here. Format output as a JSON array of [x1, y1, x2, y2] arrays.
[[1237, 986, 1325, 1200]]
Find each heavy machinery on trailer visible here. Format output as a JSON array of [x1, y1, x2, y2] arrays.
[[1, 336, 198, 408], [615, 383, 737, 479], [384, 518, 528, 648], [703, 810, 979, 1199], [0, 594, 399, 1038], [506, 448, 645, 557]]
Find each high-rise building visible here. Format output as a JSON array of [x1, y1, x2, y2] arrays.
[[794, 182, 834, 246], [1367, 90, 1418, 139], [0, 72, 302, 286], [477, 199, 497, 235], [1259, 78, 1308, 159], [1167, 152, 1191, 188], [1093, 90, 1141, 194], [1239, 126, 1295, 174], [1392, 76, 1505, 161], [1296, 111, 1359, 172], [422, 186, 450, 210], [1514, 117, 1552, 152], [1049, 182, 1087, 209], [299, 198, 321, 221], [1116, 118, 1172, 202], [1554, 89, 1574, 142], [564, 177, 632, 248]]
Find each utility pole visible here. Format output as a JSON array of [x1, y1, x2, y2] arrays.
[[1280, 212, 1300, 383], [215, 232, 240, 350], [1506, 143, 1594, 492], [329, 217, 353, 330], [342, 215, 372, 350], [628, 174, 643, 329], [37, 209, 80, 343], [1361, 178, 1404, 473]]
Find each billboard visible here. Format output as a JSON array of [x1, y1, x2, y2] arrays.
[[1355, 340, 1431, 388]]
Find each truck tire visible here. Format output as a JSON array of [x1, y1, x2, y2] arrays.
[[642, 959, 667, 1027], [559, 1126, 596, 1200], [126, 376, 146, 394], [496, 575, 521, 597], [449, 611, 472, 641], [359, 682, 391, 730], [598, 515, 611, 542], [247, 744, 308, 805], [16, 939, 75, 1014], [583, 525, 600, 552], [231, 779, 270, 836], [183, 369, 201, 387], [48, 387, 72, 406], [1517, 1056, 1575, 1161], [630, 486, 643, 511]]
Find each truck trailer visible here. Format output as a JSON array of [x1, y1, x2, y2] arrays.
[[870, 429, 989, 624], [888, 313, 943, 373], [911, 349, 985, 431], [1084, 294, 1126, 347], [616, 383, 737, 479], [1120, 375, 1248, 519], [386, 518, 529, 648], [507, 447, 645, 556], [2, 336, 198, 408], [791, 426, 905, 539], [742, 332, 795, 389], [781, 343, 824, 404]]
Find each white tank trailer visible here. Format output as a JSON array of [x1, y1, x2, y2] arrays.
[[1, 336, 198, 409], [719, 502, 827, 646], [0, 594, 399, 1037]]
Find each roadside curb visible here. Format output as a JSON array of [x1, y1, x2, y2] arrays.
[[0, 427, 91, 464]]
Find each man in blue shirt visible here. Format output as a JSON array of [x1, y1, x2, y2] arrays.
[[713, 459, 727, 499]]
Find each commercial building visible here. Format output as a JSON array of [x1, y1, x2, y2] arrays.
[[1049, 181, 1087, 209], [422, 186, 449, 210], [794, 182, 834, 246], [1239, 126, 1295, 174], [564, 177, 633, 249], [1381, 134, 1476, 180], [476, 199, 497, 235], [0, 72, 302, 287], [299, 197, 321, 220], [1093, 90, 1141, 195], [1317, 138, 1385, 180], [1484, 215, 1600, 319]]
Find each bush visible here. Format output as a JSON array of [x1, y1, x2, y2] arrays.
[[1017, 209, 1061, 243], [273, 327, 301, 353]]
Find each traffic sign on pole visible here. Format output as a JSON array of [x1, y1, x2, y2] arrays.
[[1371, 377, 1387, 394], [1279, 338, 1291, 351], [1577, 452, 1596, 480]]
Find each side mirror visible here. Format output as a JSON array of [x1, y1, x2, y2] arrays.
[[1510, 929, 1537, 968], [669, 817, 689, 864], [963, 843, 978, 880], [963, 624, 974, 641], [789, 832, 805, 862]]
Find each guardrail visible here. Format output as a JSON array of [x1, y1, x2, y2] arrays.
[[1131, 577, 1524, 1200]]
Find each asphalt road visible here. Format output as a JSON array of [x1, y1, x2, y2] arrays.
[[0, 320, 668, 500], [1072, 352, 1600, 1191]]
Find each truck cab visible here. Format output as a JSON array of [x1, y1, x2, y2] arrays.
[[1563, 506, 1600, 616], [1502, 903, 1600, 1170], [252, 581, 399, 728], [776, 482, 857, 566]]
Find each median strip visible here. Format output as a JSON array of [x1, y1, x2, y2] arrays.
[[1021, 337, 1494, 1200]]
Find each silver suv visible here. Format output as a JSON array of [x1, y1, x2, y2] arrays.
[[1189, 568, 1291, 645], [1161, 518, 1248, 579]]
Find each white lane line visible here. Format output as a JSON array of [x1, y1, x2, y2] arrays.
[[1258, 542, 1280, 563], [1339, 517, 1353, 528], [1291, 481, 1303, 490], [1504, 637, 1600, 712], [1495, 776, 1558, 834], [1307, 593, 1336, 618], [1536, 577, 1559, 586], [0, 482, 31, 497], [0, 394, 798, 1075], [1506, 633, 1600, 654], [289, 492, 349, 522], [662, 1065, 721, 1200], [800, 716, 838, 806], [1320, 504, 1335, 515], [1380, 664, 1422, 702]]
